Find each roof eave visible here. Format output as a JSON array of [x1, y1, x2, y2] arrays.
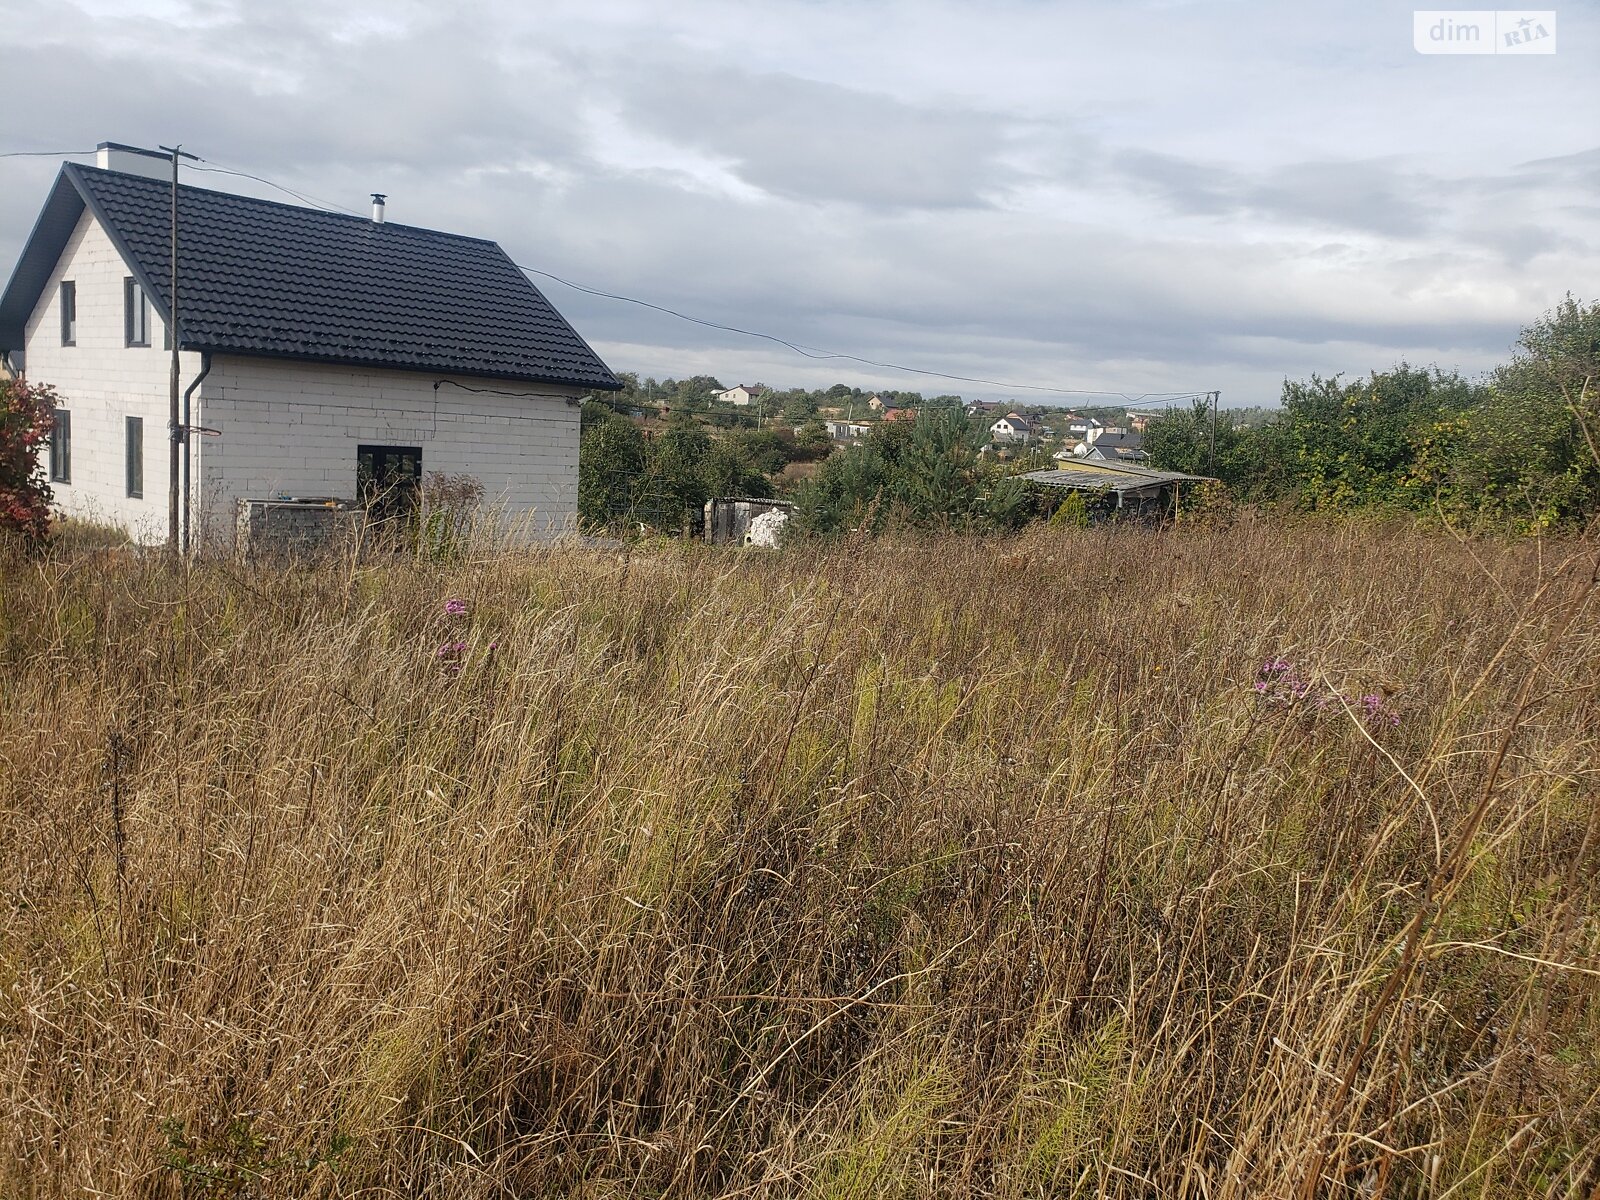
[[485, 241, 622, 391], [194, 343, 623, 391]]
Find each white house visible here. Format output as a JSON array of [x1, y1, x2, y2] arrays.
[[0, 143, 621, 548], [1083, 429, 1146, 462], [714, 383, 764, 406], [1062, 415, 1103, 444], [825, 419, 872, 440], [989, 414, 1033, 444], [1057, 429, 1147, 465]]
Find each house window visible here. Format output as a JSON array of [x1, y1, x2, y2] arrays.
[[50, 409, 71, 483], [60, 282, 76, 346], [124, 278, 151, 347], [125, 416, 143, 498], [357, 444, 422, 527]]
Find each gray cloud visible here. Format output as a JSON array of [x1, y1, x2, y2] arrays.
[[612, 65, 1021, 208], [1, 0, 1597, 408], [1101, 150, 1442, 239]]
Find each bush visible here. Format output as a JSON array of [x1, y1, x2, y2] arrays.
[[793, 406, 1029, 535], [0, 377, 56, 548]]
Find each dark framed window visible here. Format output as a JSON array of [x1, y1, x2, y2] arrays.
[[50, 409, 71, 483], [124, 278, 150, 347], [59, 281, 76, 346], [357, 444, 422, 527], [125, 416, 143, 498]]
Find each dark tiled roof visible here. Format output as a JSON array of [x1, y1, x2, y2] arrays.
[[1087, 446, 1148, 462], [0, 164, 621, 389], [1091, 431, 1143, 449]]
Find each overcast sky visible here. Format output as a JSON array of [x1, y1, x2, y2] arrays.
[[2, 0, 1596, 407]]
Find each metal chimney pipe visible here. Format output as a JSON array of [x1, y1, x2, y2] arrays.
[[371, 193, 386, 223]]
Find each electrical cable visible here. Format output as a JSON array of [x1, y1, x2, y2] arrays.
[[176, 154, 1219, 403], [6, 145, 1218, 403], [511, 260, 1209, 403], [187, 159, 364, 216]]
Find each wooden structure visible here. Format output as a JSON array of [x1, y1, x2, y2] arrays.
[[1021, 461, 1212, 519]]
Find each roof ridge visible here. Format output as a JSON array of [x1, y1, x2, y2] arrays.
[[5, 162, 620, 388], [65, 162, 501, 247]]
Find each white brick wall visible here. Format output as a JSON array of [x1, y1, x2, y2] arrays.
[[23, 211, 196, 544], [23, 210, 584, 547], [194, 358, 582, 545]]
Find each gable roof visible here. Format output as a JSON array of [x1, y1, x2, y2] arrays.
[[1084, 444, 1148, 462], [0, 163, 621, 390], [1089, 430, 1143, 449]]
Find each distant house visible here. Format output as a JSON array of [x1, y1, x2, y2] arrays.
[[0, 143, 620, 547], [1084, 430, 1146, 462], [990, 414, 1034, 444], [826, 419, 872, 440], [866, 393, 890, 412], [881, 405, 916, 423], [965, 400, 1005, 417], [1056, 429, 1147, 465], [714, 383, 765, 406], [1125, 410, 1162, 433], [1062, 415, 1103, 444]]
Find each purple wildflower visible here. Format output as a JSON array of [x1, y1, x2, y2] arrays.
[[444, 598, 469, 617], [1254, 654, 1400, 730]]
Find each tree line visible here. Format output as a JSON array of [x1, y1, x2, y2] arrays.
[[1147, 298, 1600, 530], [7, 301, 1593, 548]]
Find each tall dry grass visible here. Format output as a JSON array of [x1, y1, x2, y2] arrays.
[[1, 515, 1597, 1198]]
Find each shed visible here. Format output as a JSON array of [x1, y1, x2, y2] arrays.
[[703, 496, 796, 545], [1021, 461, 1211, 517]]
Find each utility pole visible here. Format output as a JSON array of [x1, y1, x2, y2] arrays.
[[1208, 389, 1219, 475], [158, 144, 198, 555]]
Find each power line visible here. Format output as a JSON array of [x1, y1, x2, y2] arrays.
[[0, 147, 362, 215], [6, 145, 1216, 403], [174, 154, 1215, 402], [512, 260, 1208, 403], [187, 158, 364, 217]]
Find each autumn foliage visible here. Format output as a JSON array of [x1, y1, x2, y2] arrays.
[[0, 376, 56, 545]]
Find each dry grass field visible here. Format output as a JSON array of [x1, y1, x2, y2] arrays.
[[1, 517, 1597, 1198]]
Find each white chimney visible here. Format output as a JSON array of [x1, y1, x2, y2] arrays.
[[96, 142, 171, 181], [371, 193, 387, 224]]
